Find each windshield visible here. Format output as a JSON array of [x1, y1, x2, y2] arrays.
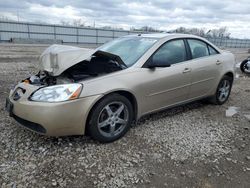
[[98, 37, 157, 67]]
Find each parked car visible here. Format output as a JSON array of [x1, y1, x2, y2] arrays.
[[240, 57, 250, 73], [6, 34, 236, 142]]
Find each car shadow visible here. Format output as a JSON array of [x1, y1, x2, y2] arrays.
[[135, 100, 210, 127]]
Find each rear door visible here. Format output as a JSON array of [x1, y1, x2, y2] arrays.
[[186, 39, 222, 99]]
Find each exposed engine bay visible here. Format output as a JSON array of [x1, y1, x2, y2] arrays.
[[24, 50, 127, 86]]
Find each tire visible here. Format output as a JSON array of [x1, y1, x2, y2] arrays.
[[210, 75, 233, 105], [240, 59, 249, 73], [87, 94, 133, 143]]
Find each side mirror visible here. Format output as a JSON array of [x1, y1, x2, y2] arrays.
[[147, 56, 171, 68]]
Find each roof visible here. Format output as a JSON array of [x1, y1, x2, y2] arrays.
[[127, 33, 200, 39], [124, 32, 222, 53]]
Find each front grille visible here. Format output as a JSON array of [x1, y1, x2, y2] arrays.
[[13, 114, 47, 134]]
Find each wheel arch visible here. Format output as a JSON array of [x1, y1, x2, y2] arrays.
[[85, 90, 138, 134], [224, 71, 234, 80], [215, 71, 234, 93]]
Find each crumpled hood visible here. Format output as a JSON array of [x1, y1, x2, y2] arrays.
[[39, 44, 95, 76]]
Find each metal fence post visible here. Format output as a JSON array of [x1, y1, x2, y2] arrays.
[[96, 29, 98, 45], [54, 25, 56, 39], [76, 27, 79, 44], [27, 23, 30, 38]]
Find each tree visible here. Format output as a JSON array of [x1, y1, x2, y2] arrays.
[[60, 19, 86, 27], [72, 18, 85, 27], [208, 27, 231, 38], [0, 15, 14, 21], [60, 20, 71, 26], [130, 26, 162, 32], [171, 26, 231, 38]]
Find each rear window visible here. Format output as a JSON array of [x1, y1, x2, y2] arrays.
[[187, 39, 209, 59], [208, 45, 219, 55]]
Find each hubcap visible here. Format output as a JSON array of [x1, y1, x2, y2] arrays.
[[218, 80, 230, 102], [97, 102, 129, 138]]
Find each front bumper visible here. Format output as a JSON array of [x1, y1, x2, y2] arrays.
[[6, 83, 102, 136]]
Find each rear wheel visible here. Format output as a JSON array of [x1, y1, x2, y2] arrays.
[[87, 94, 133, 142], [210, 75, 233, 105]]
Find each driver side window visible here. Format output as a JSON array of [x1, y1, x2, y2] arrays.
[[153, 39, 187, 66]]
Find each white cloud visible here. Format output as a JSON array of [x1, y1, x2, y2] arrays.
[[0, 0, 250, 38], [28, 4, 86, 23]]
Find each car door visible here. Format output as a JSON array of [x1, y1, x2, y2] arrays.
[[186, 39, 222, 99], [139, 39, 192, 114]]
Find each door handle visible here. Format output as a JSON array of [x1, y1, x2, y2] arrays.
[[183, 68, 191, 73], [216, 60, 221, 65]]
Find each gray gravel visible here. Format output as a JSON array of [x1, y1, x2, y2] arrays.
[[0, 44, 250, 187]]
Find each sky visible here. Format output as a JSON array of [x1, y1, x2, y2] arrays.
[[0, 0, 250, 38]]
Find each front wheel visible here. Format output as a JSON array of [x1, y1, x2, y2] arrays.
[[87, 94, 133, 143], [210, 75, 233, 105]]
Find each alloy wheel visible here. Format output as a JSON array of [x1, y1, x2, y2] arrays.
[[218, 80, 231, 102], [97, 102, 129, 138]]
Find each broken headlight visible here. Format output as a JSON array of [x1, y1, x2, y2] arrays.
[[30, 84, 82, 102]]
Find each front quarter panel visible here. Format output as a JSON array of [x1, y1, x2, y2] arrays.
[[79, 68, 155, 118]]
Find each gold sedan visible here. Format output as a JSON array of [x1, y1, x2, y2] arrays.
[[6, 34, 235, 142]]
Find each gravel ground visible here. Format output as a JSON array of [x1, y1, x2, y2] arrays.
[[0, 44, 250, 188]]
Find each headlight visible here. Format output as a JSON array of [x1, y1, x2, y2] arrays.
[[30, 84, 82, 102]]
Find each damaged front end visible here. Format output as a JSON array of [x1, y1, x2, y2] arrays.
[[24, 45, 127, 86]]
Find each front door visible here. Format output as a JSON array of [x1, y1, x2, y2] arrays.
[[139, 39, 192, 114]]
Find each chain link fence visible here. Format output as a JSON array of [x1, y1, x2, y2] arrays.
[[0, 21, 139, 46], [206, 37, 250, 48], [1, 21, 250, 48]]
